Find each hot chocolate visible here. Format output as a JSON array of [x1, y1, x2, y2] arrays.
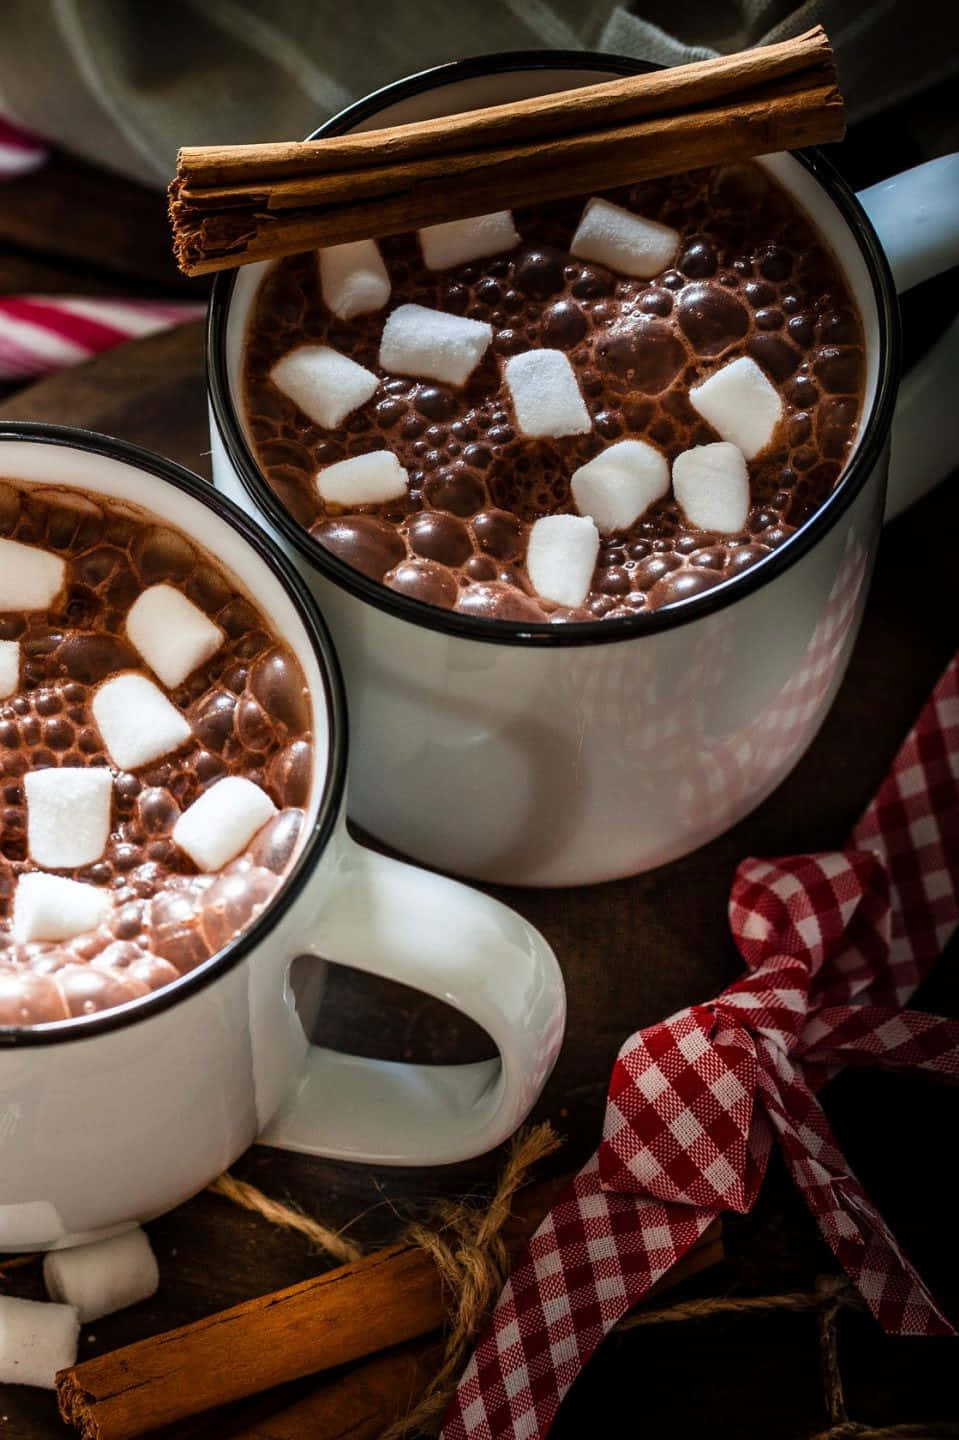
[[0, 482, 312, 1027], [243, 161, 864, 620]]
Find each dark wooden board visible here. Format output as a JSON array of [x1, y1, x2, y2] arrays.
[[0, 123, 957, 1436]]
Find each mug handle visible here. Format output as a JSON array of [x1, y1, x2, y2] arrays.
[[857, 153, 959, 519], [258, 832, 566, 1165]]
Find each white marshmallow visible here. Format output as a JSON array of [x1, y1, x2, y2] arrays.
[[419, 211, 521, 270], [315, 450, 409, 507], [93, 672, 192, 772], [25, 767, 113, 869], [0, 1295, 79, 1388], [14, 872, 112, 943], [270, 345, 379, 430], [689, 356, 783, 460], [126, 584, 224, 690], [526, 514, 599, 608], [570, 197, 679, 279], [44, 1227, 159, 1324], [318, 238, 391, 320], [379, 303, 492, 387], [504, 349, 591, 438], [673, 442, 751, 534], [173, 776, 277, 872], [570, 440, 670, 535], [0, 637, 20, 698], [0, 538, 65, 610]]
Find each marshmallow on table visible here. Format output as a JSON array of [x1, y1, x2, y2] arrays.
[[93, 672, 192, 772], [0, 538, 64, 610], [0, 637, 19, 697], [173, 776, 277, 872], [14, 872, 112, 943], [673, 442, 751, 534], [419, 211, 521, 270], [0, 1294, 79, 1388], [25, 767, 113, 868], [571, 440, 670, 534], [316, 449, 409, 506], [271, 345, 379, 430], [44, 1227, 159, 1324], [126, 584, 224, 689], [570, 197, 680, 279], [526, 514, 600, 608], [504, 349, 591, 438], [689, 356, 783, 460], [379, 303, 492, 387], [318, 239, 391, 320]]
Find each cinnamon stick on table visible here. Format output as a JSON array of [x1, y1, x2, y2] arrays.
[[56, 1177, 721, 1440], [170, 26, 844, 275]]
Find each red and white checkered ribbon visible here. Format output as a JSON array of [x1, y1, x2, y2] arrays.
[[444, 653, 959, 1440]]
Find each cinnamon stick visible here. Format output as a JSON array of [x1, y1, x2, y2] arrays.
[[169, 28, 844, 275], [56, 1176, 719, 1439]]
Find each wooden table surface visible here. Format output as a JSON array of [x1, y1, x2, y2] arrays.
[[0, 89, 957, 1440]]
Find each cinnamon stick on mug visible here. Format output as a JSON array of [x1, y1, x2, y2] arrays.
[[56, 1178, 721, 1440], [169, 27, 844, 275]]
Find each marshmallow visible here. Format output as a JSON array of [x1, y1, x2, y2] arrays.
[[570, 197, 679, 279], [570, 440, 670, 534], [673, 442, 751, 534], [526, 514, 599, 608], [318, 238, 391, 320], [419, 211, 521, 270], [316, 450, 409, 507], [25, 767, 113, 869], [93, 672, 192, 771], [504, 349, 591, 438], [379, 303, 492, 387], [0, 637, 20, 698], [44, 1227, 159, 1324], [0, 1295, 79, 1388], [126, 584, 224, 689], [0, 538, 65, 610], [689, 356, 783, 460], [14, 872, 112, 943], [271, 345, 379, 430], [173, 776, 277, 872]]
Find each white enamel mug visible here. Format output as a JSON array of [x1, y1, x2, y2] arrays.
[[0, 426, 565, 1252], [208, 52, 959, 888]]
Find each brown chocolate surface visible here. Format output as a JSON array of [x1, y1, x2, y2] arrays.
[[0, 482, 313, 1026], [244, 161, 864, 620]]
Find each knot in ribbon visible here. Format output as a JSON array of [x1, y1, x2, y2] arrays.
[[599, 849, 957, 1334]]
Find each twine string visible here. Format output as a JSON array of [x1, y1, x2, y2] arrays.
[[381, 1122, 564, 1440], [208, 1172, 363, 1265]]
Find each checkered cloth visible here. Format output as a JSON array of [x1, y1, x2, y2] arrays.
[[444, 653, 959, 1440]]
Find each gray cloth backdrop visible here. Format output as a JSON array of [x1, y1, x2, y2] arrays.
[[0, 0, 955, 188]]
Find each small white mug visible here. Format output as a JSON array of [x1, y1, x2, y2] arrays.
[[208, 53, 959, 888], [0, 427, 565, 1252]]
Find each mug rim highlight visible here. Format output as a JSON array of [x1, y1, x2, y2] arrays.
[[207, 47, 901, 649], [0, 422, 349, 1049]]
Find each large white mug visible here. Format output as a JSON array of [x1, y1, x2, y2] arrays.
[[0, 427, 565, 1251], [208, 52, 959, 888]]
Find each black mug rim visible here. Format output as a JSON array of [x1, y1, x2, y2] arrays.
[[207, 47, 901, 649], [0, 422, 349, 1048]]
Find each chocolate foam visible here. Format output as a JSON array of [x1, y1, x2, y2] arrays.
[[0, 483, 313, 1026], [244, 162, 865, 620]]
